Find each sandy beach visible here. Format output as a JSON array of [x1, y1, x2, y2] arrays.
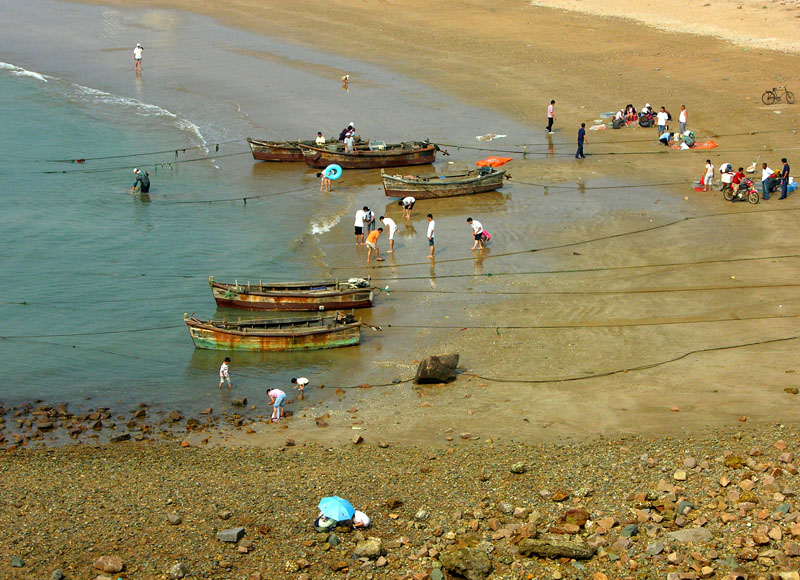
[[2, 0, 800, 578]]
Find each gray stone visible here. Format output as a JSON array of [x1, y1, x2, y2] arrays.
[[518, 535, 597, 560], [510, 462, 527, 474], [499, 502, 514, 515], [50, 570, 64, 580], [10, 556, 24, 568], [439, 547, 492, 580], [353, 539, 386, 559], [621, 523, 639, 537], [666, 528, 713, 544], [168, 562, 189, 579], [677, 500, 694, 514], [431, 569, 444, 580], [327, 534, 340, 547], [646, 542, 665, 556], [216, 527, 245, 543], [777, 503, 791, 514], [231, 398, 247, 407], [110, 433, 130, 443], [167, 513, 182, 525], [415, 509, 430, 521], [414, 353, 459, 384]]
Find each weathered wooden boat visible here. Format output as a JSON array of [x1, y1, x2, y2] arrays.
[[382, 167, 506, 199], [299, 141, 437, 169], [247, 138, 312, 162], [247, 137, 367, 162], [209, 276, 375, 311], [184, 312, 362, 351]]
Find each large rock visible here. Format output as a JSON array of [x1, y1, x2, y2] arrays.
[[666, 528, 713, 544], [216, 527, 245, 543], [518, 534, 597, 560], [353, 539, 386, 559], [414, 353, 459, 384], [93, 556, 124, 573], [439, 547, 492, 580], [168, 562, 189, 579]]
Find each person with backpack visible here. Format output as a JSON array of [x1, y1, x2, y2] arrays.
[[131, 168, 150, 194]]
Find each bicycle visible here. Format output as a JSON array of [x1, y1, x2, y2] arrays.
[[762, 85, 795, 105]]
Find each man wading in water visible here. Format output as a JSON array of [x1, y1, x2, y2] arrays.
[[131, 168, 150, 194]]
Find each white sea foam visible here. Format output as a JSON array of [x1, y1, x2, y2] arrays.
[[0, 61, 49, 82], [310, 214, 342, 235], [72, 84, 207, 148], [1, 61, 207, 149]]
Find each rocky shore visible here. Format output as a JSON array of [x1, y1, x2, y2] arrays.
[[2, 420, 800, 580]]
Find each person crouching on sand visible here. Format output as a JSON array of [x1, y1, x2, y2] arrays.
[[365, 228, 384, 262]]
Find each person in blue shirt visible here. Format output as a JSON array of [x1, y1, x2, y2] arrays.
[[575, 123, 586, 159], [779, 158, 791, 200], [659, 132, 674, 146]]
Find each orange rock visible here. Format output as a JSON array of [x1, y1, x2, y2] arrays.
[[180, 441, 190, 448]]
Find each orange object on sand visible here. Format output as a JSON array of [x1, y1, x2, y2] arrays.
[[671, 140, 719, 150], [476, 156, 512, 167]]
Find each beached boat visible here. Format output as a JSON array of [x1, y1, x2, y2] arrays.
[[247, 138, 312, 162], [184, 312, 362, 351], [247, 137, 367, 162], [381, 167, 506, 199], [299, 141, 437, 169], [208, 276, 375, 311]]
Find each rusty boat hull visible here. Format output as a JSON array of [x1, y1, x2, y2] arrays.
[[209, 276, 375, 311], [382, 168, 505, 199], [299, 142, 436, 169], [184, 313, 361, 351]]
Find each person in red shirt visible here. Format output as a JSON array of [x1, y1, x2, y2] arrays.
[[732, 167, 747, 192]]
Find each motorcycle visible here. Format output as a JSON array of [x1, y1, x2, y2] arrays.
[[722, 177, 759, 204]]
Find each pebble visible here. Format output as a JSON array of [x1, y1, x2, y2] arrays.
[[10, 556, 24, 568], [168, 562, 188, 579], [216, 527, 245, 543], [167, 513, 182, 525], [93, 556, 123, 573], [50, 570, 64, 580], [415, 509, 430, 521], [510, 462, 527, 474], [621, 524, 639, 537]]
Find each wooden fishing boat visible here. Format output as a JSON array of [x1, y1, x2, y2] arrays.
[[299, 141, 437, 169], [247, 138, 312, 162], [247, 137, 367, 162], [184, 312, 362, 351], [209, 276, 375, 311], [382, 167, 506, 199]]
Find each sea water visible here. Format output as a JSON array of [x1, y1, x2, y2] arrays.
[[0, 0, 557, 413], [0, 63, 340, 408]]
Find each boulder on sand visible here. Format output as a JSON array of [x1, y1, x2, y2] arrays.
[[414, 353, 459, 384], [439, 547, 492, 580], [518, 534, 597, 560]]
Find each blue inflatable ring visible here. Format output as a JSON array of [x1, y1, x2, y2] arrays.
[[323, 164, 343, 181]]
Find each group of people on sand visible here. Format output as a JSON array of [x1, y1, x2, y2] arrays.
[[703, 158, 792, 200]]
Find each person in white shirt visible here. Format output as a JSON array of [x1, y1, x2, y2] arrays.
[[218, 357, 231, 390], [466, 217, 486, 250], [398, 196, 416, 219], [426, 213, 435, 259], [133, 43, 143, 72], [678, 105, 688, 134], [352, 510, 370, 529], [704, 160, 714, 192], [761, 162, 775, 200], [344, 133, 355, 153], [291, 377, 309, 400], [380, 216, 398, 253], [656, 107, 669, 134], [354, 206, 367, 245], [315, 132, 326, 146]]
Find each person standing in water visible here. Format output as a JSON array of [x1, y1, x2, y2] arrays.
[[133, 43, 143, 72]]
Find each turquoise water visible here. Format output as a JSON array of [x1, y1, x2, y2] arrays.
[[0, 65, 338, 408]]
